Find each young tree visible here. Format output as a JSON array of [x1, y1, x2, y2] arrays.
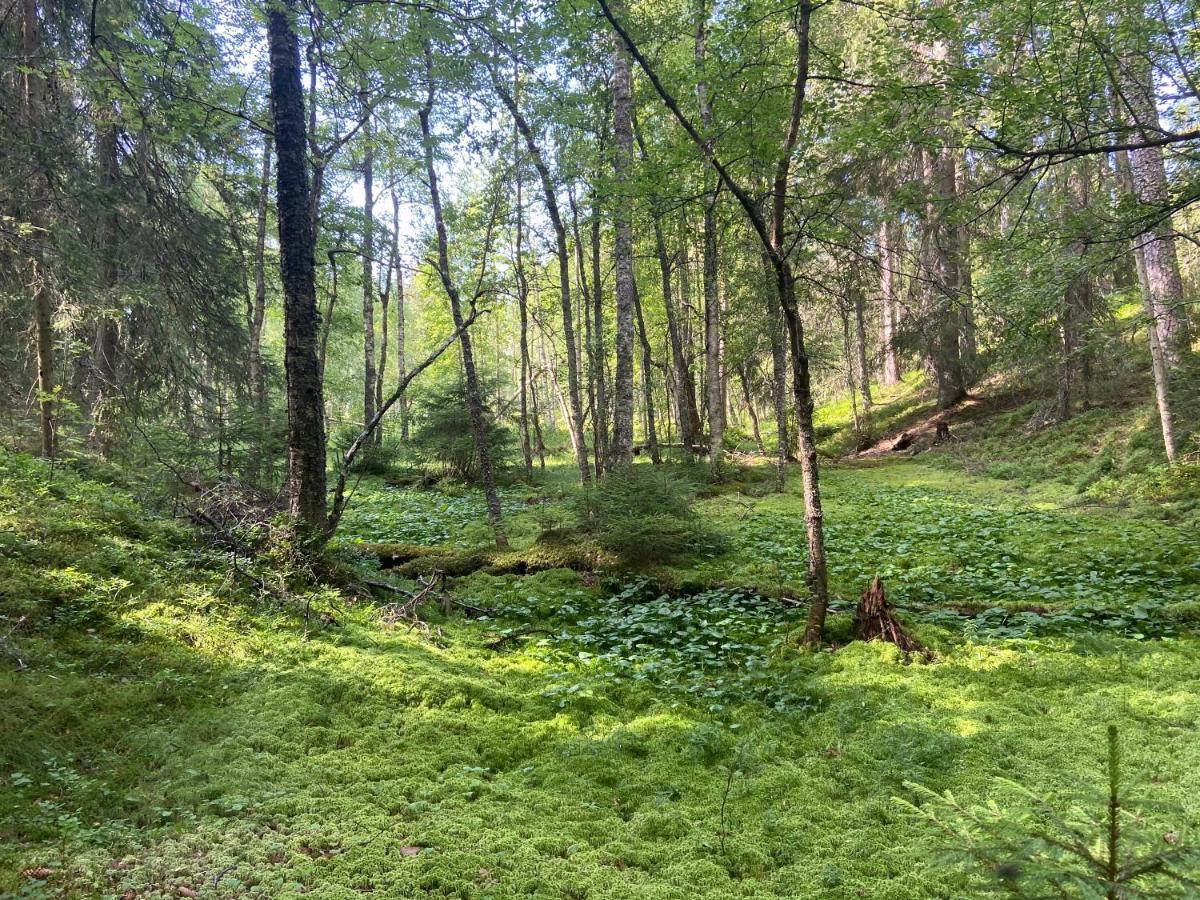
[[419, 39, 506, 544], [491, 70, 591, 483], [597, 0, 831, 643], [609, 16, 637, 470]]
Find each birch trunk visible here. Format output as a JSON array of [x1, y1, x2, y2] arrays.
[[609, 22, 636, 469]]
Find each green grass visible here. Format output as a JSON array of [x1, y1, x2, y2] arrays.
[[3, 449, 1200, 898]]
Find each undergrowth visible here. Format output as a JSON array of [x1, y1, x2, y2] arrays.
[[3, 448, 1199, 898]]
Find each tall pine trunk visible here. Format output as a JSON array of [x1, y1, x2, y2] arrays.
[[22, 0, 54, 458], [1120, 57, 1189, 367], [878, 218, 902, 385], [268, 0, 327, 533]]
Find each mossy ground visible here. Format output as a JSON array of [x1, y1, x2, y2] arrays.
[[3, 387, 1199, 897]]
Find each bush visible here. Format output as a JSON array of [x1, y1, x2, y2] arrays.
[[408, 381, 514, 483], [571, 466, 712, 565]]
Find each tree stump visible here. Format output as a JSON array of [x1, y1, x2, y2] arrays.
[[852, 576, 919, 651], [934, 421, 954, 443]]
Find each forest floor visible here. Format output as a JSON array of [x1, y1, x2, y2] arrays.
[[3, 386, 1200, 898]]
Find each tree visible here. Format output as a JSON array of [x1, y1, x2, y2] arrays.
[[608, 12, 637, 471], [20, 0, 54, 458], [596, 0, 831, 643], [695, 0, 723, 466], [419, 37, 506, 545], [267, 0, 327, 534], [491, 68, 591, 483]]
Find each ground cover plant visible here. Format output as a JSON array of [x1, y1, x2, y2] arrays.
[[6, 0, 1200, 893], [3, 426, 1199, 898]]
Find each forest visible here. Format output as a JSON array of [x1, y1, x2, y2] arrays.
[[2, 0, 1200, 895]]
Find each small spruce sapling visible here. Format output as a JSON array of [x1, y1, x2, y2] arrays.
[[896, 725, 1198, 897]]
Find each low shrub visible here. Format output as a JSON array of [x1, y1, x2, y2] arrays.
[[570, 466, 715, 565]]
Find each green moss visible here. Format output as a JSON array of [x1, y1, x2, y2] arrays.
[[3, 448, 1200, 898]]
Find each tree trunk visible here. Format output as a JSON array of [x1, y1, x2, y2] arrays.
[[1120, 50, 1189, 367], [89, 119, 121, 451], [878, 218, 902, 385], [853, 284, 873, 417], [656, 228, 700, 456], [768, 276, 791, 483], [696, 3, 723, 465], [267, 0, 327, 534], [918, 144, 966, 409], [361, 112, 377, 443], [420, 46, 506, 544], [492, 74, 590, 482], [22, 0, 54, 458], [633, 281, 661, 463], [609, 23, 636, 470], [251, 134, 272, 414], [514, 129, 535, 480], [590, 177, 608, 478], [739, 362, 767, 455], [391, 191, 409, 440]]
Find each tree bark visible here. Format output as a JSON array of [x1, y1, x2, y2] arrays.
[[633, 281, 661, 463], [89, 119, 121, 451], [268, 0, 327, 534], [420, 44, 506, 544], [696, 1, 723, 465], [609, 21, 636, 470], [391, 191, 409, 440], [853, 283, 873, 416], [1114, 143, 1177, 462], [22, 0, 54, 458], [878, 218, 902, 385], [251, 134, 272, 413], [738, 362, 767, 455], [1120, 55, 1189, 367], [513, 122, 535, 480], [360, 109, 377, 443]]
